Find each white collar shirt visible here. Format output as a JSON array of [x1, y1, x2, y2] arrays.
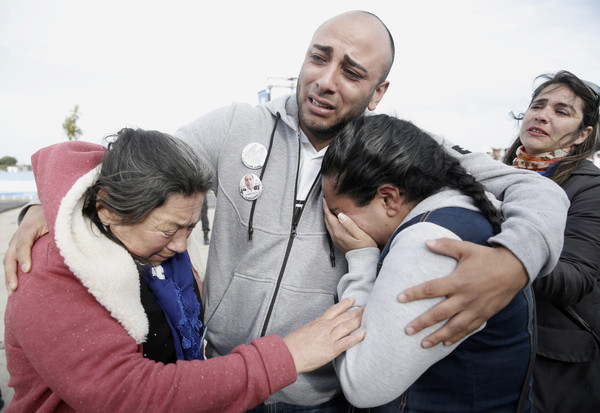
[[297, 130, 327, 201]]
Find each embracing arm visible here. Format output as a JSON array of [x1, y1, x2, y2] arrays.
[[6, 270, 291, 412], [335, 224, 467, 407], [400, 139, 568, 347], [5, 106, 234, 293], [6, 268, 363, 412], [439, 139, 568, 279]]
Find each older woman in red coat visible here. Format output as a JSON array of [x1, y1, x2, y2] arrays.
[[4, 128, 363, 412]]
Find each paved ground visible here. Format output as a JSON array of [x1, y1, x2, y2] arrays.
[[0, 198, 215, 408]]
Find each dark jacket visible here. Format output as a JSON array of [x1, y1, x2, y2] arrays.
[[533, 160, 600, 412], [534, 160, 600, 360]]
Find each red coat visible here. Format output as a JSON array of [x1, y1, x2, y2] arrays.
[[4, 141, 296, 412]]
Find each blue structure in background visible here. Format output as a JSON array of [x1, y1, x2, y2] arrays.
[[258, 77, 297, 103]]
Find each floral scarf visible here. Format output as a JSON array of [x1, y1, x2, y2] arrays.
[[512, 146, 567, 174]]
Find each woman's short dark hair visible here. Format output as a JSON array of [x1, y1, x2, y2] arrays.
[[82, 128, 213, 233], [503, 70, 600, 185], [321, 114, 503, 234]]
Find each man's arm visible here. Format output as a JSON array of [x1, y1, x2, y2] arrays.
[[441, 141, 568, 279], [403, 139, 568, 347], [173, 104, 238, 184], [5, 104, 236, 293], [401, 240, 527, 348]]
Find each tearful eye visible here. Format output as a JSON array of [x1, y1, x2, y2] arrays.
[[344, 69, 362, 79]]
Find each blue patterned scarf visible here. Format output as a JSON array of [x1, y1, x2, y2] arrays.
[[143, 251, 204, 360]]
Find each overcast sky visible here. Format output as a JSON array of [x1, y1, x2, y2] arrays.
[[1, 0, 599, 164]]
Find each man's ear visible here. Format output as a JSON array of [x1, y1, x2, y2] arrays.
[[367, 81, 390, 111], [377, 184, 405, 217]]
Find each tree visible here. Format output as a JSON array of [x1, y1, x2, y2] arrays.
[[62, 105, 83, 141], [0, 156, 17, 167]]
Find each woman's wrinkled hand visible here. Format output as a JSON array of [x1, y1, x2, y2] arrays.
[[283, 297, 365, 373]]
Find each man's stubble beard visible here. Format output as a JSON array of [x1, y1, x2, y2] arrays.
[[296, 88, 373, 145]]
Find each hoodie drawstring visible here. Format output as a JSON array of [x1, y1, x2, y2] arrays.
[[248, 112, 280, 240], [245, 111, 335, 268]]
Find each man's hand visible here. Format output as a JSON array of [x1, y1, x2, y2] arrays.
[[3, 205, 48, 293], [399, 238, 528, 348], [323, 199, 376, 253]]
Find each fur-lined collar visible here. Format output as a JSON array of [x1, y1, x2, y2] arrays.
[[54, 166, 148, 343]]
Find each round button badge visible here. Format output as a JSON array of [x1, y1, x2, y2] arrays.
[[241, 143, 267, 170], [239, 173, 263, 201]]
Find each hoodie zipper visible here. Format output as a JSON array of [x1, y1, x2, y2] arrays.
[[259, 136, 322, 337]]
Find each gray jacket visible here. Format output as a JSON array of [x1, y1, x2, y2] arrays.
[[174, 94, 568, 405]]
